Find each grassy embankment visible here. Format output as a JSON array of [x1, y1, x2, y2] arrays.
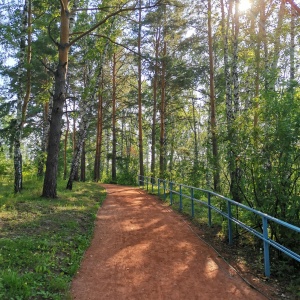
[[0, 178, 106, 299]]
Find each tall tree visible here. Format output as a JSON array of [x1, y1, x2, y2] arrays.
[[94, 73, 104, 182], [14, 0, 32, 193], [137, 0, 145, 179], [207, 0, 220, 192], [42, 0, 72, 197], [150, 27, 160, 179], [111, 52, 117, 182], [159, 5, 167, 178]]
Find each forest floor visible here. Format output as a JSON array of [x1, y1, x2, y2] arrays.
[[71, 184, 288, 300]]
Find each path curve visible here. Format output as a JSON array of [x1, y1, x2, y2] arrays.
[[71, 184, 267, 300]]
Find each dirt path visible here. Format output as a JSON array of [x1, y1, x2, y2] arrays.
[[71, 184, 267, 300]]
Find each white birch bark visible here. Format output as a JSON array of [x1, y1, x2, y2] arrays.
[[69, 0, 79, 33], [14, 0, 30, 192]]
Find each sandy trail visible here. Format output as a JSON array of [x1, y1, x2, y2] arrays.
[[71, 184, 267, 300]]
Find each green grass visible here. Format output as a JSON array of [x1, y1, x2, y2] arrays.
[[0, 179, 106, 300]]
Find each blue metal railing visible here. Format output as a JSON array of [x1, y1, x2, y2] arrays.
[[138, 175, 300, 277]]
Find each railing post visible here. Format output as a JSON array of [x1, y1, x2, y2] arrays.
[[179, 184, 182, 211], [227, 201, 233, 245], [170, 182, 173, 205], [158, 178, 160, 196], [263, 216, 270, 277], [163, 180, 166, 200], [146, 176, 149, 191], [208, 192, 212, 227], [138, 175, 140, 187], [191, 187, 194, 218]]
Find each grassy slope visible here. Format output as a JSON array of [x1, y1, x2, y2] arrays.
[[0, 179, 106, 300]]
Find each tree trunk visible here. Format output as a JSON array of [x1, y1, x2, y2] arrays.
[[42, 0, 69, 197], [191, 98, 199, 181], [159, 40, 166, 179], [37, 100, 50, 177], [106, 129, 110, 177], [14, 0, 31, 193], [72, 98, 79, 181], [66, 104, 90, 190], [94, 73, 104, 182], [138, 0, 144, 179], [151, 28, 160, 179], [221, 0, 234, 135], [63, 101, 70, 180], [208, 0, 220, 192], [229, 0, 241, 202], [80, 141, 86, 182], [112, 52, 117, 183]]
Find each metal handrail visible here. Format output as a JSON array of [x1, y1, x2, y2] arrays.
[[138, 175, 300, 277]]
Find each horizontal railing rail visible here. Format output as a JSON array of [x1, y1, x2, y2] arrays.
[[138, 175, 300, 277]]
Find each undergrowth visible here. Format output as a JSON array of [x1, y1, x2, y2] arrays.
[[0, 179, 106, 300]]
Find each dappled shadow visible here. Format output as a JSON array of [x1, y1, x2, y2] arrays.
[[71, 184, 267, 300], [0, 201, 95, 240]]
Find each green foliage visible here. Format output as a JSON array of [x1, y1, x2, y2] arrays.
[[0, 0, 300, 297], [0, 150, 12, 180], [116, 156, 139, 185], [0, 179, 106, 299]]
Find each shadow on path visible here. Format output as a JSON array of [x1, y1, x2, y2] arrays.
[[71, 184, 267, 300]]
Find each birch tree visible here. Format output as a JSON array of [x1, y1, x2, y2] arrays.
[[14, 0, 32, 193]]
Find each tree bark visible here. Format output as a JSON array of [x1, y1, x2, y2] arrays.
[[208, 0, 220, 192], [42, 0, 69, 197], [72, 98, 79, 181], [37, 100, 50, 177], [191, 98, 199, 181], [112, 52, 117, 183], [151, 27, 160, 179], [159, 39, 166, 179], [80, 141, 86, 182], [63, 101, 70, 180], [94, 73, 104, 182], [138, 0, 144, 179], [220, 0, 233, 131], [66, 104, 90, 190], [14, 0, 31, 193], [229, 0, 241, 202]]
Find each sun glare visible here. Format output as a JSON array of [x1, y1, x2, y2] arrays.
[[239, 0, 252, 12]]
